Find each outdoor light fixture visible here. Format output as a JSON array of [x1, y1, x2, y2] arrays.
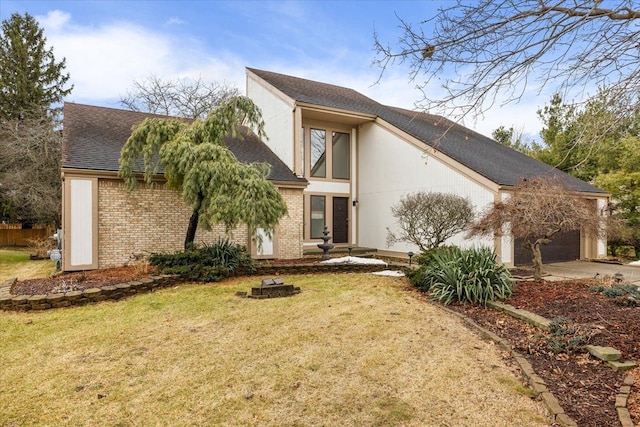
[[348, 246, 353, 257], [615, 272, 624, 283], [352, 199, 358, 207], [407, 251, 414, 265]]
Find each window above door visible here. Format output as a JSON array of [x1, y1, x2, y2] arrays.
[[303, 126, 350, 181]]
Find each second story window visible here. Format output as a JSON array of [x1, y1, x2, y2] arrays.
[[305, 126, 350, 180]]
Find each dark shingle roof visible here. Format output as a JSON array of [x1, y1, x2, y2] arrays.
[[247, 68, 605, 194], [62, 102, 306, 184]]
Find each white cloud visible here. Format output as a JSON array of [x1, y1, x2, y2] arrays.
[[39, 14, 246, 106], [35, 10, 71, 32], [166, 17, 185, 25]]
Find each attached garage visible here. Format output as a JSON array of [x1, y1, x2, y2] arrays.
[[514, 229, 581, 266]]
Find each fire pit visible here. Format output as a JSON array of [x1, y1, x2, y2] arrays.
[[242, 278, 301, 299]]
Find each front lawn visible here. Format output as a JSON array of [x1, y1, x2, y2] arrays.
[[0, 274, 549, 426], [0, 247, 56, 282]]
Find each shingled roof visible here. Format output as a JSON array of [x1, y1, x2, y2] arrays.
[[247, 68, 605, 194], [62, 102, 307, 185]]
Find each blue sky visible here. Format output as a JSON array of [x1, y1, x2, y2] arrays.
[[1, 1, 554, 138]]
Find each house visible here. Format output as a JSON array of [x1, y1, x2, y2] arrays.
[[245, 68, 609, 265], [61, 69, 608, 271], [61, 102, 307, 271]]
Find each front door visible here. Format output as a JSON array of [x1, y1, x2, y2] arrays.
[[332, 197, 349, 244]]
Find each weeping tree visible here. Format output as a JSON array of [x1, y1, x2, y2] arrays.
[[468, 177, 603, 281], [118, 96, 288, 250]]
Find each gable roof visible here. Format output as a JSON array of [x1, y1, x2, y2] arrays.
[[247, 68, 605, 194], [62, 102, 307, 185]]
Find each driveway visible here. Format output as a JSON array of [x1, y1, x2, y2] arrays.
[[543, 260, 640, 285]]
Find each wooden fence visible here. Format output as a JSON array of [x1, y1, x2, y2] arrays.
[[0, 225, 54, 247]]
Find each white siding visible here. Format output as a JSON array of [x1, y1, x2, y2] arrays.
[[357, 122, 495, 254], [247, 76, 295, 169], [69, 179, 93, 266], [597, 198, 608, 257]]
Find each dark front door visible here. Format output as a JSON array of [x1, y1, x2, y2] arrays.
[[332, 197, 349, 244]]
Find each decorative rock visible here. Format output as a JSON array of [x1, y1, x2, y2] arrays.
[[585, 345, 622, 361], [11, 295, 29, 306], [45, 293, 66, 303], [64, 291, 83, 301], [82, 288, 103, 300], [486, 301, 551, 331], [0, 295, 13, 308], [615, 394, 628, 408], [607, 360, 638, 371], [617, 407, 635, 427], [100, 285, 117, 296]]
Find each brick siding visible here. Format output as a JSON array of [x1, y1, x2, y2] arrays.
[[97, 179, 303, 268]]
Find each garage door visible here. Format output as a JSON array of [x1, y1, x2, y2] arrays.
[[514, 229, 581, 266]]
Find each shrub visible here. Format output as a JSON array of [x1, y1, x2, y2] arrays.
[[387, 191, 474, 252], [149, 238, 254, 282], [546, 317, 585, 354], [411, 246, 513, 306]]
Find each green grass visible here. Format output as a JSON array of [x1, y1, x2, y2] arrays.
[[0, 274, 550, 426], [0, 247, 56, 282]]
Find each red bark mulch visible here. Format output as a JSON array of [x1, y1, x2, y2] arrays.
[[449, 278, 639, 427]]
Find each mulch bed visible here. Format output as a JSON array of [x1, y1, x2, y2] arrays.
[[8, 266, 639, 426], [10, 266, 154, 295], [449, 278, 639, 427]]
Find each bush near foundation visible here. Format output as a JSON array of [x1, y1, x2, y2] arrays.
[[149, 238, 254, 282], [409, 246, 513, 306]]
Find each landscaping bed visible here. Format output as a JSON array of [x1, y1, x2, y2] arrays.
[[449, 278, 639, 427]]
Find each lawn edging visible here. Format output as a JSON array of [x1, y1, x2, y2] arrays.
[[437, 304, 578, 427], [0, 262, 402, 312], [486, 299, 637, 427], [0, 275, 181, 311]]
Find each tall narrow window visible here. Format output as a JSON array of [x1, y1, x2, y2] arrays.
[[310, 195, 326, 238], [310, 128, 326, 178], [301, 127, 305, 176], [332, 131, 350, 179]]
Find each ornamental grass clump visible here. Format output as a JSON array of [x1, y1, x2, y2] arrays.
[[149, 238, 254, 282], [410, 246, 513, 306]]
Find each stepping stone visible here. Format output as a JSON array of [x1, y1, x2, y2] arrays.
[[586, 345, 622, 361]]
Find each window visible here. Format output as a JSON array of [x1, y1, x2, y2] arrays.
[[332, 132, 350, 179], [310, 195, 326, 238], [310, 128, 326, 178], [304, 127, 350, 180]]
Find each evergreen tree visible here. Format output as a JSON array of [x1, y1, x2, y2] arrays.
[[119, 96, 288, 250], [0, 12, 71, 225], [0, 12, 72, 120]]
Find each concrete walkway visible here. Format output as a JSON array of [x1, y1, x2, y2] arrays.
[[543, 260, 640, 285]]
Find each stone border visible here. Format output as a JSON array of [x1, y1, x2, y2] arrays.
[[0, 262, 401, 312], [485, 300, 637, 426], [438, 304, 579, 426], [0, 275, 181, 311]]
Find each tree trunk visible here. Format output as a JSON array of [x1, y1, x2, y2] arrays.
[[531, 241, 544, 281], [184, 195, 203, 250]]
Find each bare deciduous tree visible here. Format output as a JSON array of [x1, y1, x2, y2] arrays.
[[387, 191, 474, 252], [120, 75, 240, 119], [468, 177, 603, 280], [374, 1, 640, 147], [0, 115, 62, 226]]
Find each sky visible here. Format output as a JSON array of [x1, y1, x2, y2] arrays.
[[0, 0, 558, 140]]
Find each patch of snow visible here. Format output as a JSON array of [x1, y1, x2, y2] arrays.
[[320, 256, 387, 266], [371, 270, 405, 277], [628, 260, 640, 266]]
